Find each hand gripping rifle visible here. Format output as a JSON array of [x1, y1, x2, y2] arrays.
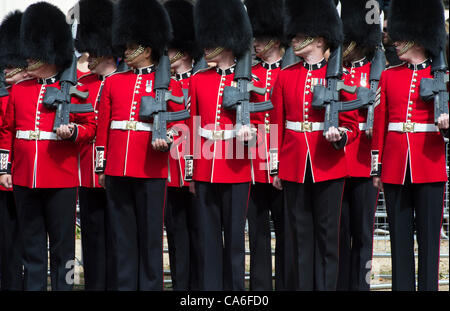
[[43, 55, 93, 132], [139, 52, 189, 143], [222, 50, 274, 134], [311, 46, 363, 136], [353, 45, 386, 135], [0, 71, 9, 97], [420, 50, 449, 125]]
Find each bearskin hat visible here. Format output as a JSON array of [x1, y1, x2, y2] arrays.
[[388, 0, 446, 58], [20, 2, 73, 69], [244, 0, 285, 42], [341, 0, 382, 49], [0, 11, 27, 69], [75, 0, 115, 57], [194, 0, 253, 59], [112, 0, 173, 62], [284, 0, 344, 50], [164, 0, 202, 61]]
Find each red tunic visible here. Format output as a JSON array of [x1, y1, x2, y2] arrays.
[[371, 61, 448, 184], [341, 59, 373, 178], [95, 66, 185, 179], [250, 60, 281, 184], [272, 59, 359, 183], [167, 70, 192, 188], [187, 66, 252, 183], [0, 76, 96, 188], [76, 72, 117, 188], [0, 87, 12, 192]]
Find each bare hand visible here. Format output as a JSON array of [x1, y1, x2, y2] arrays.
[[273, 176, 283, 190], [373, 177, 383, 191], [437, 113, 449, 130], [237, 125, 256, 142], [152, 138, 170, 152], [56, 123, 75, 139], [0, 174, 12, 188], [189, 181, 195, 195], [98, 174, 106, 189], [325, 126, 342, 143]]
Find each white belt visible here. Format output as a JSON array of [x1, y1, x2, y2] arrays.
[[388, 122, 438, 133], [110, 120, 153, 132], [359, 123, 367, 131], [285, 121, 324, 132], [198, 127, 236, 140], [16, 130, 59, 140]]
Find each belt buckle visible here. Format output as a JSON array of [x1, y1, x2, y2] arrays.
[[213, 130, 224, 140], [302, 122, 312, 132], [29, 130, 40, 140], [403, 121, 415, 133], [126, 121, 137, 131]]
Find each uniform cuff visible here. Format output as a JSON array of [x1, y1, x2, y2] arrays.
[[370, 150, 381, 176], [94, 146, 106, 173], [184, 155, 193, 181]]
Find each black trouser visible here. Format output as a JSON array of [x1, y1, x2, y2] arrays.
[[283, 167, 344, 291], [192, 182, 250, 291], [383, 173, 445, 291], [0, 190, 23, 290], [13, 186, 77, 291], [164, 186, 196, 290], [247, 182, 295, 290], [105, 176, 166, 291], [337, 177, 379, 291], [79, 187, 108, 291]]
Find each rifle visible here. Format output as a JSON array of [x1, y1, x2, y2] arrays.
[[222, 50, 273, 135], [353, 45, 386, 136], [0, 70, 9, 97], [192, 56, 208, 74], [281, 46, 301, 70], [139, 52, 189, 143], [311, 46, 363, 136], [420, 50, 449, 125], [43, 55, 93, 132]]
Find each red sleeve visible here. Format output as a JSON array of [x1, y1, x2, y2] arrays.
[[338, 110, 360, 146], [167, 78, 186, 130], [271, 71, 285, 153], [94, 78, 112, 173], [70, 84, 96, 145], [371, 71, 388, 176], [0, 90, 16, 173]]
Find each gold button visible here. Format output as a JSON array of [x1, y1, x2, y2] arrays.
[[216, 116, 220, 120], [411, 85, 416, 88], [409, 101, 413, 105], [306, 91, 310, 95], [305, 102, 309, 106], [407, 113, 412, 118], [408, 107, 412, 111], [306, 85, 310, 89], [265, 113, 269, 117], [305, 108, 309, 112], [305, 115, 309, 119], [130, 117, 135, 121], [411, 90, 415, 93]]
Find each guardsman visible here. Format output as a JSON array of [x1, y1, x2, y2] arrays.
[[95, 0, 184, 290], [0, 10, 28, 291], [372, 0, 449, 291], [243, 0, 295, 291], [163, 0, 202, 291], [186, 0, 254, 290], [0, 2, 96, 291], [73, 0, 117, 291], [337, 0, 383, 291], [271, 0, 359, 290]]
